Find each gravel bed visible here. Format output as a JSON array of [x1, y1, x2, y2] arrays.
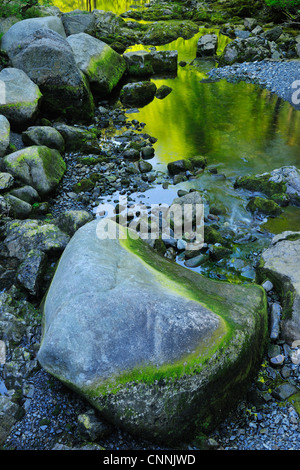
[[208, 59, 300, 110]]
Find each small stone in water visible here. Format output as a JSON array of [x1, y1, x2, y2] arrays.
[[270, 354, 285, 366]]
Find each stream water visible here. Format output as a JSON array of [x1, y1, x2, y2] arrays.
[[53, 0, 300, 282]]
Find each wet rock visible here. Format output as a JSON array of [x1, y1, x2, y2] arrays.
[[138, 160, 153, 173], [52, 123, 99, 154], [120, 81, 157, 108], [167, 158, 193, 176], [258, 231, 300, 343], [1, 16, 66, 56], [141, 146, 155, 160], [4, 194, 32, 219], [209, 245, 233, 261], [2, 146, 66, 197], [0, 68, 42, 130], [142, 20, 199, 46], [22, 126, 65, 153], [219, 36, 280, 66], [0, 115, 10, 157], [123, 50, 154, 77]]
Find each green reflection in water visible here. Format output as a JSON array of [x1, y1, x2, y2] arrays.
[[125, 33, 300, 179], [53, 0, 146, 14]]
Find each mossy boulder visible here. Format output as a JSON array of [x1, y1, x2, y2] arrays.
[[2, 145, 66, 197], [3, 219, 70, 261], [167, 158, 194, 176], [0, 68, 42, 130], [142, 20, 199, 45], [120, 81, 157, 108], [52, 123, 99, 154], [8, 29, 94, 122], [22, 126, 65, 153], [246, 197, 283, 217], [37, 219, 267, 444], [54, 210, 93, 236], [66, 33, 126, 97]]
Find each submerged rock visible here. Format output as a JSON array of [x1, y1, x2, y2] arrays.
[[38, 219, 267, 444]]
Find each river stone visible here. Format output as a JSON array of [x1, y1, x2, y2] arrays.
[[219, 36, 274, 65], [37, 219, 267, 443], [22, 126, 65, 153], [9, 185, 40, 204], [120, 81, 157, 108], [66, 33, 126, 96], [0, 115, 10, 157], [0, 68, 42, 129], [62, 12, 96, 36], [2, 146, 66, 197], [4, 194, 32, 219], [258, 231, 300, 343], [9, 29, 94, 122], [0, 172, 14, 192], [197, 34, 218, 57], [52, 123, 99, 153], [0, 396, 21, 445], [2, 219, 70, 261], [1, 16, 66, 56]]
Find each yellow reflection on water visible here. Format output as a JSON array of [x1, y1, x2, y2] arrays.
[[125, 33, 300, 178], [53, 0, 146, 14]]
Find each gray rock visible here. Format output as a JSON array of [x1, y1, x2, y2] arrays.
[[258, 231, 300, 343], [16, 249, 47, 296], [220, 36, 278, 66], [123, 50, 154, 77], [3, 219, 70, 261], [52, 123, 99, 153], [268, 166, 300, 206], [37, 219, 267, 443], [4, 194, 32, 219], [197, 34, 218, 57], [0, 115, 10, 157], [1, 16, 66, 56], [54, 210, 93, 236], [0, 396, 21, 445], [9, 185, 40, 204], [78, 409, 113, 441], [22, 126, 65, 153], [0, 68, 42, 129], [62, 11, 96, 36], [263, 26, 283, 42], [66, 33, 126, 96], [138, 160, 153, 173], [9, 29, 94, 122], [244, 18, 258, 31], [150, 50, 178, 75], [3, 145, 66, 197], [270, 303, 281, 341], [155, 85, 172, 100], [272, 383, 298, 401]]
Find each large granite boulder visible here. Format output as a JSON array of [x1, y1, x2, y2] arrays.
[[66, 33, 126, 96], [1, 16, 66, 55], [0, 115, 10, 156], [8, 29, 94, 122], [257, 231, 300, 343], [2, 145, 66, 197], [38, 219, 267, 444], [0, 68, 42, 129]]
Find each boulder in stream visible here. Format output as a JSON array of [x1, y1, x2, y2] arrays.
[[38, 219, 267, 444], [120, 81, 157, 108]]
